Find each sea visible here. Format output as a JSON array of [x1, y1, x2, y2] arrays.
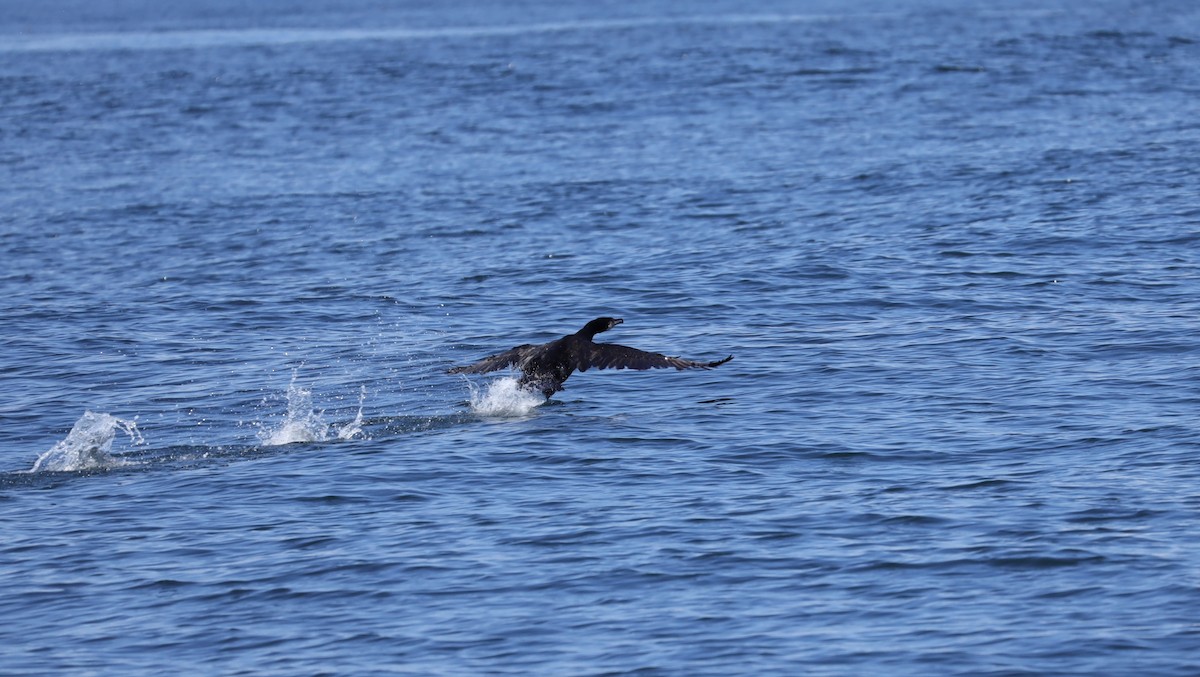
[[1, 0, 1199, 674]]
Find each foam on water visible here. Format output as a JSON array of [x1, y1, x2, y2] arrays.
[[30, 411, 144, 473], [467, 376, 545, 417]]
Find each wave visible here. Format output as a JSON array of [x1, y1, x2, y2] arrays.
[[0, 13, 907, 54]]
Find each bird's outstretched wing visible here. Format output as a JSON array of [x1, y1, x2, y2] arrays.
[[448, 344, 541, 374], [579, 343, 733, 372]]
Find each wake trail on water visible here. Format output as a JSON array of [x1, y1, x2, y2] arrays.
[[14, 372, 533, 477], [18, 378, 366, 475]]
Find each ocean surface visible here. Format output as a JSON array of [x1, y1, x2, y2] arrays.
[[2, 0, 1199, 674]]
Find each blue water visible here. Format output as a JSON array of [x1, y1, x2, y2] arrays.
[[3, 0, 1200, 674]]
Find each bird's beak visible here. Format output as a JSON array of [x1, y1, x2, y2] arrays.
[[613, 318, 624, 326]]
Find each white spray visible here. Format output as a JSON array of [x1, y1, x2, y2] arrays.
[[467, 376, 545, 417], [30, 411, 144, 473], [258, 375, 366, 446]]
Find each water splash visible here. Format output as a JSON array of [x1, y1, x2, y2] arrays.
[[259, 379, 326, 446], [258, 376, 366, 446], [30, 411, 144, 473], [467, 376, 545, 417], [334, 385, 367, 441]]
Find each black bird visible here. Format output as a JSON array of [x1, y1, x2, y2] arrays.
[[448, 317, 733, 398]]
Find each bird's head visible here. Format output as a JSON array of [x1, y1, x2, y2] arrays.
[[579, 316, 623, 339]]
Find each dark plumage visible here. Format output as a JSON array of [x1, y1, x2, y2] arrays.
[[448, 317, 733, 398]]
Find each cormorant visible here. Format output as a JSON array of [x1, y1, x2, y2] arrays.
[[448, 317, 733, 398]]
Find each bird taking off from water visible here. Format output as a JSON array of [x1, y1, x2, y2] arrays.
[[448, 317, 733, 399]]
